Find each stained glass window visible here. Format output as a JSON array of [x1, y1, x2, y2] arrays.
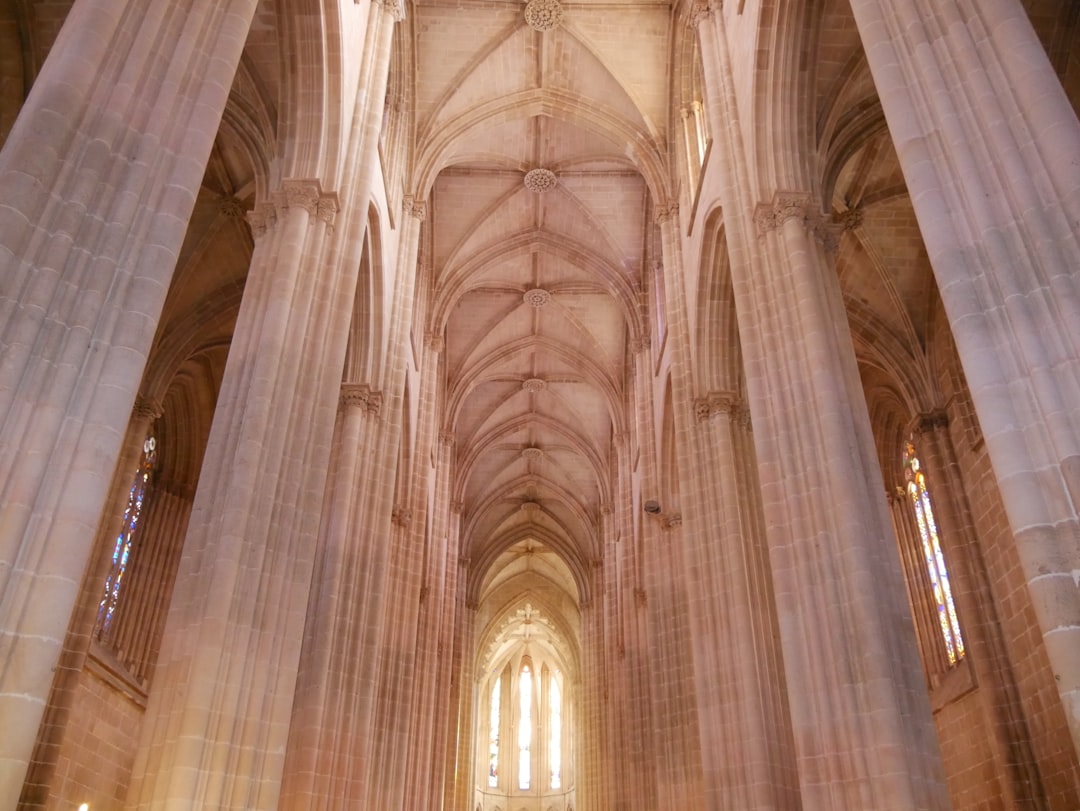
[[97, 434, 157, 638], [518, 663, 533, 790], [488, 676, 501, 787], [904, 441, 964, 665], [549, 671, 562, 790]]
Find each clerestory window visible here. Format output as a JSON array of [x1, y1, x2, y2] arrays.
[[904, 441, 964, 665], [96, 433, 157, 640]]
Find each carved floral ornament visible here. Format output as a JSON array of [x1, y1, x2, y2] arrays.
[[694, 391, 743, 423], [687, 0, 716, 28], [521, 447, 544, 462], [339, 383, 383, 416], [522, 377, 547, 392], [245, 179, 339, 236], [524, 0, 563, 31], [524, 167, 558, 192], [523, 287, 551, 308], [753, 191, 841, 252]]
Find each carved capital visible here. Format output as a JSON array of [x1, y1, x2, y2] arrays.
[[245, 202, 277, 237], [425, 332, 445, 353], [439, 431, 455, 447], [377, 0, 405, 22], [664, 513, 683, 530], [654, 201, 679, 225], [687, 0, 718, 28], [392, 505, 412, 528], [281, 179, 322, 216], [132, 394, 163, 422], [754, 190, 840, 252], [450, 500, 464, 514], [630, 333, 650, 354], [913, 409, 949, 437], [339, 383, 383, 416], [694, 391, 739, 422], [403, 195, 427, 221], [317, 194, 339, 227]]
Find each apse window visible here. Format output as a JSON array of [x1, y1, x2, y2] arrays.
[[488, 676, 501, 787], [904, 441, 964, 665], [518, 661, 533, 790], [549, 669, 562, 789]]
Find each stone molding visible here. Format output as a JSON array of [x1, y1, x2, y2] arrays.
[[339, 383, 383, 416], [754, 190, 840, 252]]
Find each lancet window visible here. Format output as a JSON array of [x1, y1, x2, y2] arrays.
[[96, 433, 157, 640], [904, 441, 965, 665]]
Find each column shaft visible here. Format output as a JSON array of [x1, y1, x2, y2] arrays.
[[0, 1, 255, 803], [848, 0, 1080, 754]]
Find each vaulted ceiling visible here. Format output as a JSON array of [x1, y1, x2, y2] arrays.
[[2, 0, 1076, 638], [412, 0, 671, 611]]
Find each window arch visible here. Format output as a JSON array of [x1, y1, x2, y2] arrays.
[[518, 658, 534, 790], [904, 440, 964, 665]]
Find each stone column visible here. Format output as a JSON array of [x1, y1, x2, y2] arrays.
[[0, 1, 255, 803], [403, 400, 461, 811], [643, 211, 706, 811], [18, 395, 161, 808], [746, 193, 948, 809], [277, 195, 424, 811], [687, 393, 799, 809], [358, 197, 426, 811], [848, 0, 1080, 755], [657, 189, 798, 809], [693, 2, 951, 805], [125, 178, 350, 810]]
